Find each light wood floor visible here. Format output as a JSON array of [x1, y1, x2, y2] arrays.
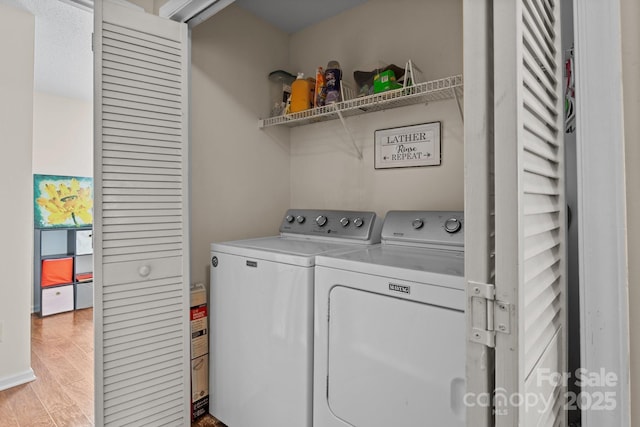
[[0, 309, 224, 427], [0, 309, 94, 427]]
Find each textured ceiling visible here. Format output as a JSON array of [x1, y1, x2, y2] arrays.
[[235, 0, 368, 34], [0, 0, 93, 101], [0, 0, 368, 101]]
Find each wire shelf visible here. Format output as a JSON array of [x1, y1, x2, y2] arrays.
[[259, 74, 463, 129]]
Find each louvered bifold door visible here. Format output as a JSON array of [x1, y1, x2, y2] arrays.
[[94, 1, 190, 426], [493, 0, 567, 426]]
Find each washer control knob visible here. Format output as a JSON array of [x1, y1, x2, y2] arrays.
[[296, 215, 306, 224], [412, 218, 424, 230], [353, 217, 364, 228], [444, 218, 462, 233], [315, 215, 328, 227], [285, 215, 295, 223], [339, 217, 350, 227]]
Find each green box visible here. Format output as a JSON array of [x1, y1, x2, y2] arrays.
[[373, 70, 402, 93]]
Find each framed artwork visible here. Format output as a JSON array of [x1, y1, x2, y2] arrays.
[[374, 122, 442, 169], [34, 174, 93, 228]]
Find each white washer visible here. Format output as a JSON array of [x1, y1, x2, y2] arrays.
[[314, 211, 466, 427], [210, 209, 382, 427]]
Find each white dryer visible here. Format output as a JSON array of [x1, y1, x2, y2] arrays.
[[209, 209, 381, 427], [313, 211, 466, 427]]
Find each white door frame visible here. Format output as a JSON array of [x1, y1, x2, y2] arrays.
[[463, 0, 493, 425], [573, 1, 631, 426]]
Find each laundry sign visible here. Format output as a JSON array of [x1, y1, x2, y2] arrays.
[[374, 122, 441, 169]]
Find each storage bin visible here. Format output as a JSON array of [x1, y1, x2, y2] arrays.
[[41, 257, 73, 287], [76, 230, 93, 255], [41, 285, 74, 316]]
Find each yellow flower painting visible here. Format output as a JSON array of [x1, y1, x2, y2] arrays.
[[34, 175, 93, 228]]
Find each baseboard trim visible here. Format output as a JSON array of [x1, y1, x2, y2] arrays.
[[0, 369, 36, 391]]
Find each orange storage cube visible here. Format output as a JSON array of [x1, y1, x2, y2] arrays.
[[41, 257, 73, 287]]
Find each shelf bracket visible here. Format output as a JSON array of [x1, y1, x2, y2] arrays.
[[334, 107, 363, 159], [453, 87, 464, 122]]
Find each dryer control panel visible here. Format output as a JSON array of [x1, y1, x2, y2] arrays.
[[280, 209, 381, 242], [381, 211, 464, 249]]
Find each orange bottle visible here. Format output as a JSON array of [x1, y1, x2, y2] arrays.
[[290, 73, 312, 113]]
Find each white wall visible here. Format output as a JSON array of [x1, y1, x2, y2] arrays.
[[621, 0, 639, 424], [0, 3, 36, 390], [289, 0, 464, 215], [190, 5, 291, 285], [127, 0, 155, 13], [153, 0, 168, 15], [32, 91, 93, 177]]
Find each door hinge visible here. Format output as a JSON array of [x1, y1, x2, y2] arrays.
[[468, 281, 511, 348], [91, 32, 94, 52]]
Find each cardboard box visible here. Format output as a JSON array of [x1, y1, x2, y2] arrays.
[[191, 355, 209, 419], [191, 284, 209, 421]]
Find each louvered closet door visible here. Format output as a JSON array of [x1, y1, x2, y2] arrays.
[[94, 1, 190, 426], [492, 0, 567, 426]]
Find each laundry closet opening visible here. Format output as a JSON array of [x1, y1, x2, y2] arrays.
[[189, 0, 465, 289]]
